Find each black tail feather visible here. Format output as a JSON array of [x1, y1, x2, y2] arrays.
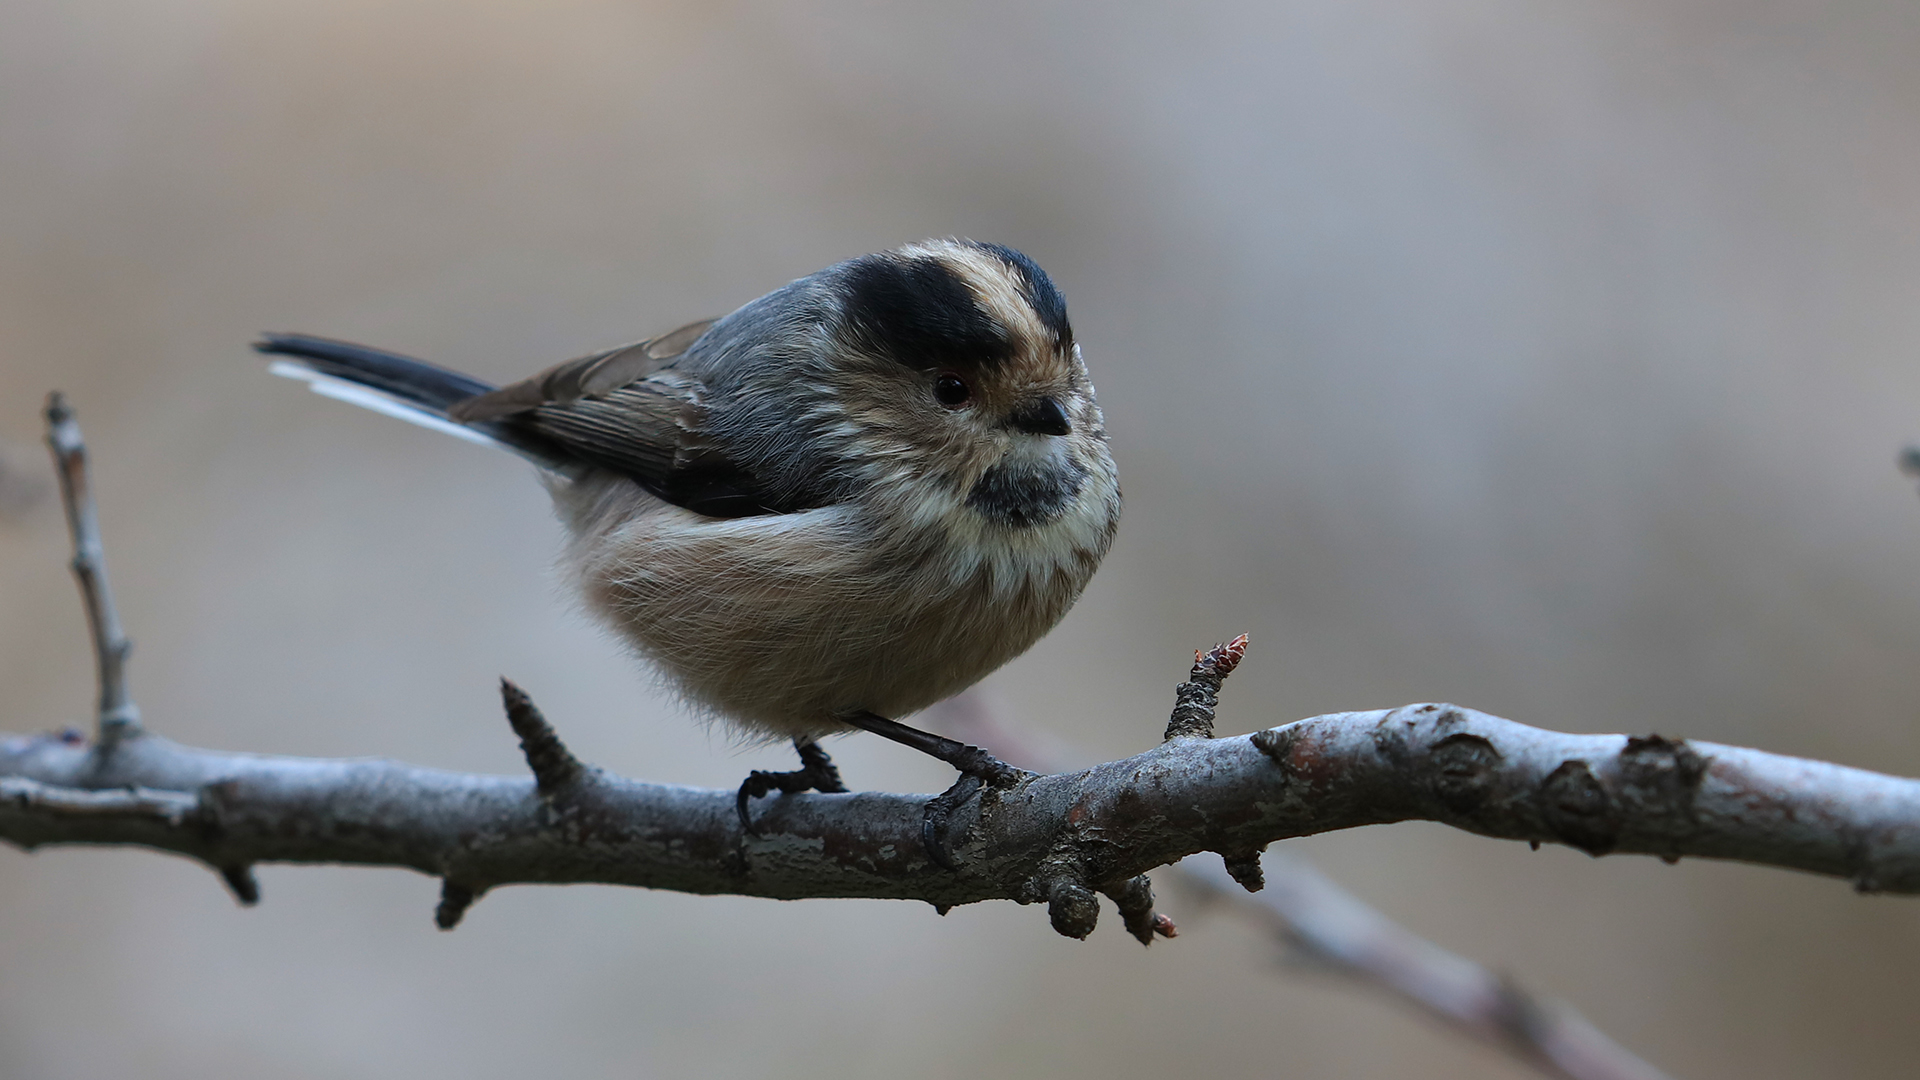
[[259, 332, 575, 472], [254, 333, 496, 412]]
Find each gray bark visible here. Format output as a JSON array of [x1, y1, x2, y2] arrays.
[[9, 700, 1919, 931]]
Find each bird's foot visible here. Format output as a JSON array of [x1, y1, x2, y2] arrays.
[[832, 711, 1032, 869], [920, 774, 983, 870], [920, 743, 1026, 869], [735, 738, 848, 834]]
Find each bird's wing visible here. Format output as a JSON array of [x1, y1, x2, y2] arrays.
[[447, 318, 718, 423], [501, 364, 807, 520], [523, 372, 801, 518], [435, 317, 793, 518]]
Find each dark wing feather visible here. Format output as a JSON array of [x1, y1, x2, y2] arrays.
[[521, 378, 693, 483], [515, 372, 803, 519], [449, 319, 717, 422], [436, 318, 798, 518]]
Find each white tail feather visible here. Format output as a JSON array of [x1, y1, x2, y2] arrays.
[[269, 359, 503, 449]]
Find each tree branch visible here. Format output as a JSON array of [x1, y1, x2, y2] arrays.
[[8, 699, 1920, 921]]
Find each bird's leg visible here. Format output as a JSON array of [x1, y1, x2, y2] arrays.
[[735, 737, 849, 834], [839, 710, 1031, 869]]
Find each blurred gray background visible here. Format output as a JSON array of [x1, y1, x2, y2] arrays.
[[4, 2, 1920, 1077]]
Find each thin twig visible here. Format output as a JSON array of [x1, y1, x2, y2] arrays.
[[500, 677, 587, 795], [1163, 633, 1249, 740], [43, 394, 140, 743]]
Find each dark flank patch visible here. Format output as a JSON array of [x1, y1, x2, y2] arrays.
[[974, 243, 1072, 349], [966, 458, 1088, 529], [660, 453, 790, 519], [843, 254, 1013, 370]]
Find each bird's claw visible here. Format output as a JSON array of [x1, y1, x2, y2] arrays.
[[735, 739, 847, 835]]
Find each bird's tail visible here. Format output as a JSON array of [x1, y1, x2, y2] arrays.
[[256, 333, 572, 471]]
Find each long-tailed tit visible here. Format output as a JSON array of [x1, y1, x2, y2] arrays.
[[259, 239, 1119, 864]]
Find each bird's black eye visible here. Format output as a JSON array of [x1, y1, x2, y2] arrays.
[[933, 373, 971, 408]]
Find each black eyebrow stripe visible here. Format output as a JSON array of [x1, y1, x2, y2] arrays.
[[840, 253, 1014, 370]]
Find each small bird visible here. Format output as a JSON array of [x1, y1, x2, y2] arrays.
[[259, 239, 1120, 863]]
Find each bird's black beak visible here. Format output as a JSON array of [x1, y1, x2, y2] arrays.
[[1008, 396, 1071, 436]]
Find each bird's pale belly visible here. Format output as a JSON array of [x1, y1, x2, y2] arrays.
[[555, 473, 1097, 740]]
